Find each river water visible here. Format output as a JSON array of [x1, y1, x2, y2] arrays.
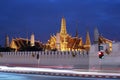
[[0, 72, 119, 80]]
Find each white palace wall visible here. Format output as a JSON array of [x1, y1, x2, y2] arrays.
[[0, 42, 120, 69], [0, 51, 89, 69]]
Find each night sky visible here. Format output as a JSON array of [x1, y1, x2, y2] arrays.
[[0, 0, 120, 46]]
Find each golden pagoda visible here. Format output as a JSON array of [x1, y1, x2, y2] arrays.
[[47, 17, 91, 51], [84, 31, 91, 51]]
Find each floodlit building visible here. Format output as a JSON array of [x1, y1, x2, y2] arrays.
[[46, 17, 91, 51], [8, 17, 112, 52], [10, 34, 43, 51], [98, 36, 113, 53]]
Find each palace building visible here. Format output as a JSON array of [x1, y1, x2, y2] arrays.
[[10, 33, 43, 51], [3, 17, 113, 52], [94, 27, 112, 53], [46, 17, 91, 51]]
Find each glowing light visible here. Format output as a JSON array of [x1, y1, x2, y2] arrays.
[[0, 66, 119, 77], [98, 52, 102, 55]]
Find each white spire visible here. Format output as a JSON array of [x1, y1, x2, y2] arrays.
[[30, 33, 35, 46], [94, 27, 99, 44], [5, 35, 9, 47], [56, 33, 60, 50]]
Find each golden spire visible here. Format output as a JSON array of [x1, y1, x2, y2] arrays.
[[79, 37, 83, 46], [85, 32, 91, 50], [60, 17, 67, 35], [85, 31, 91, 47]]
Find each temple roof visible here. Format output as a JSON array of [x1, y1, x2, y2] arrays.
[[67, 37, 83, 49], [11, 38, 43, 49], [99, 36, 112, 44]]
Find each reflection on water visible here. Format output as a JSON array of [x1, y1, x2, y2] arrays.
[[0, 72, 119, 80]]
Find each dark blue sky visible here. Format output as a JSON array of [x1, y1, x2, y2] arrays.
[[0, 0, 120, 46]]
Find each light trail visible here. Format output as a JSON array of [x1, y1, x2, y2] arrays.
[[0, 66, 120, 78]]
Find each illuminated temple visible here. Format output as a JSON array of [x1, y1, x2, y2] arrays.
[[3, 17, 113, 52], [46, 17, 91, 51], [10, 34, 43, 51]]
